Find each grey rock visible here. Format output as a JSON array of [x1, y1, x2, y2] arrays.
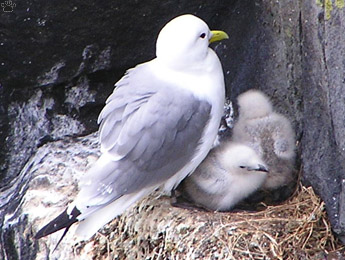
[[300, 0, 345, 242], [1, 133, 100, 260]]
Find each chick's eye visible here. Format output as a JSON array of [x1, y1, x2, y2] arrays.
[[199, 33, 206, 39]]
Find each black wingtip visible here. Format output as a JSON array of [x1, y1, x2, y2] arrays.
[[35, 207, 81, 240]]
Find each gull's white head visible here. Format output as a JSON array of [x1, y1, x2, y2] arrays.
[[237, 89, 273, 119], [156, 14, 228, 69]]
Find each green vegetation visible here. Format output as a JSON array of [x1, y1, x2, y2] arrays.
[[317, 0, 344, 20]]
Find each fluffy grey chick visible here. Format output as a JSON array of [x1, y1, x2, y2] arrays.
[[232, 89, 296, 190], [180, 143, 268, 211]]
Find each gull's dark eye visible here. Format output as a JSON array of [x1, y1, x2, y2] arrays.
[[200, 33, 206, 39]]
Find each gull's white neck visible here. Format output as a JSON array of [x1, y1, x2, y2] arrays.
[[148, 48, 225, 106]]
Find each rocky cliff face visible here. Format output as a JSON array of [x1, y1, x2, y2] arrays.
[[1, 0, 345, 259], [300, 0, 345, 242]]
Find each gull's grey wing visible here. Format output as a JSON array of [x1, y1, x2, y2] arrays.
[[81, 64, 212, 209]]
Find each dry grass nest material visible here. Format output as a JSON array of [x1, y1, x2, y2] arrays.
[[87, 183, 344, 260]]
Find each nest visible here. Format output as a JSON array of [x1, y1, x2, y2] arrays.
[[83, 183, 344, 260]]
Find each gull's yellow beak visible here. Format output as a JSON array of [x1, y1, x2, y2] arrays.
[[209, 30, 229, 43]]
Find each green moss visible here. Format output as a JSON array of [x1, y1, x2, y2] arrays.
[[325, 0, 333, 20], [316, 0, 324, 7], [318, 0, 344, 20], [335, 0, 345, 8]]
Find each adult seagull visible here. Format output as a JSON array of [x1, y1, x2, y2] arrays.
[[35, 14, 228, 243]]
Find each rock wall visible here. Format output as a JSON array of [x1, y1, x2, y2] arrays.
[[301, 0, 345, 242], [1, 0, 345, 259]]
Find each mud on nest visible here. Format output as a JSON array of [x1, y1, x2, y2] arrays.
[[82, 183, 344, 260]]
